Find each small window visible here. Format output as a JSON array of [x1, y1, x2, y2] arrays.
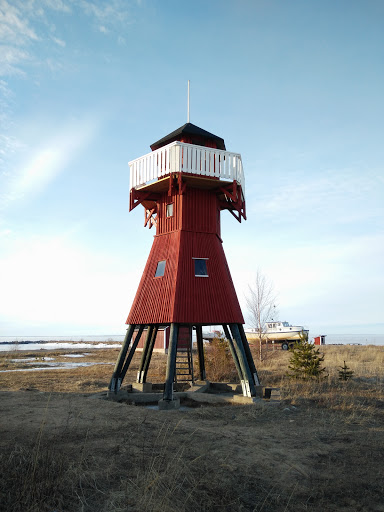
[[194, 258, 208, 277], [155, 260, 166, 277], [166, 203, 173, 217]]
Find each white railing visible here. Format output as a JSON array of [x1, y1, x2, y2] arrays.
[[129, 141, 244, 192]]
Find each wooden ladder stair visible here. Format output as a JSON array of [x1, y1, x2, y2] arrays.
[[175, 344, 194, 383]]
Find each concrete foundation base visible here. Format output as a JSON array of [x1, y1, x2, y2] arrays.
[[264, 387, 281, 400], [158, 398, 181, 410], [131, 382, 153, 393], [254, 385, 264, 398], [232, 394, 263, 404], [105, 382, 282, 408]]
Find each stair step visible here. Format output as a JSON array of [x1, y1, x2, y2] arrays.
[[175, 344, 193, 383]]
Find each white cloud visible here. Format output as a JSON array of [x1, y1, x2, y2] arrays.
[[0, 134, 23, 162], [40, 0, 71, 13], [14, 148, 62, 198], [0, 1, 40, 74], [0, 117, 99, 210], [0, 0, 134, 77], [78, 0, 131, 26], [51, 35, 65, 47], [0, 1, 39, 45], [0, 45, 30, 76], [0, 0, 136, 169], [250, 167, 383, 226]]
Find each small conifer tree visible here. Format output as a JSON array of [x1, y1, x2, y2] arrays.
[[299, 330, 309, 343], [338, 361, 354, 381], [287, 341, 326, 380]]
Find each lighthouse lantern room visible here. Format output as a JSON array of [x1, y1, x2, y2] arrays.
[[109, 121, 260, 400]]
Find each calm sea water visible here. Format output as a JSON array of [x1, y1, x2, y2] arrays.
[[0, 333, 383, 350], [0, 335, 125, 343], [0, 335, 125, 351], [324, 334, 384, 346]]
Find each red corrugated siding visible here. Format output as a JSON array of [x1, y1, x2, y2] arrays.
[[157, 190, 182, 234], [156, 188, 218, 235], [173, 231, 243, 324], [177, 326, 191, 349], [181, 188, 217, 234], [126, 185, 244, 325], [127, 231, 180, 324]]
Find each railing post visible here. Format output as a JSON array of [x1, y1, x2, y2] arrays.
[[178, 144, 181, 172]]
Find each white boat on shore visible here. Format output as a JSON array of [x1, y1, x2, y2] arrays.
[[245, 321, 309, 349]]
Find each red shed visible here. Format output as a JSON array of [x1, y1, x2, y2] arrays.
[[314, 335, 326, 346], [110, 122, 259, 400]]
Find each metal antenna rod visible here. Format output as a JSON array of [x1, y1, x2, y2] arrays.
[[187, 80, 190, 123]]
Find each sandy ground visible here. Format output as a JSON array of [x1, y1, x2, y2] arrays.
[[0, 347, 383, 511]]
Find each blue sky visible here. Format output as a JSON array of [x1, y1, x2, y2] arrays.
[[0, 0, 383, 337]]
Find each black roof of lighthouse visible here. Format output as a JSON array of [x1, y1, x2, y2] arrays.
[[150, 122, 226, 151]]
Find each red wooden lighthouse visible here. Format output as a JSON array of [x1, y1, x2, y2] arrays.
[[109, 121, 260, 399]]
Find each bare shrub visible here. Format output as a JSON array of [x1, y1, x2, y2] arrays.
[[246, 269, 278, 361], [198, 336, 239, 382]]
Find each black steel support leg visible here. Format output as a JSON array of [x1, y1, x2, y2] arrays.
[[109, 324, 136, 392], [164, 323, 179, 401], [238, 323, 260, 386], [137, 325, 154, 383], [140, 325, 159, 383], [222, 324, 243, 383], [229, 323, 257, 397], [196, 325, 206, 380], [188, 325, 194, 384], [119, 324, 145, 385]]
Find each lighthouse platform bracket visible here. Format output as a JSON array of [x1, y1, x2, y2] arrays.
[[218, 181, 246, 222], [129, 188, 159, 212], [131, 174, 246, 222], [144, 208, 157, 229]]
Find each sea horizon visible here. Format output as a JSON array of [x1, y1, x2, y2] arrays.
[[0, 333, 383, 346]]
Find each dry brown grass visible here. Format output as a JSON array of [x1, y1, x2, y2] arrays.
[[252, 344, 384, 423], [0, 343, 383, 511], [0, 349, 167, 393]]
